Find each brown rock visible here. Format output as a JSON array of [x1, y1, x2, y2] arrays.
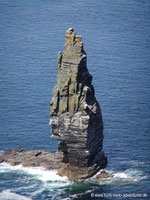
[[9, 161, 21, 166], [96, 170, 114, 179]]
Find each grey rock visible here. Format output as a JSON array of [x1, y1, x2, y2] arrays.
[[50, 28, 107, 181]]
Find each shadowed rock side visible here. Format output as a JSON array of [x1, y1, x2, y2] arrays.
[[50, 28, 107, 180]]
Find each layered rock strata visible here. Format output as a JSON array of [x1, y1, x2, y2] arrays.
[[50, 28, 107, 180]]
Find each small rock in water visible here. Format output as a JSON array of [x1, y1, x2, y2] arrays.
[[96, 170, 114, 179]]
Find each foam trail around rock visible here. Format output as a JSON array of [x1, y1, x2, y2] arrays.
[[1, 162, 148, 185], [91, 169, 148, 185], [0, 163, 69, 185], [0, 162, 147, 187]]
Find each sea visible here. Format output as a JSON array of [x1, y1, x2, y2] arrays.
[[0, 0, 150, 199]]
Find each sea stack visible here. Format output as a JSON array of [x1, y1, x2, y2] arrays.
[[50, 28, 107, 181]]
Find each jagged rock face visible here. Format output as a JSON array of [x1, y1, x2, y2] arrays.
[[50, 28, 107, 178]]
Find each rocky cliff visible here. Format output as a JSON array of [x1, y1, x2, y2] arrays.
[[50, 28, 107, 180]]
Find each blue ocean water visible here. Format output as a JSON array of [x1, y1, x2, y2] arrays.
[[0, 0, 150, 199]]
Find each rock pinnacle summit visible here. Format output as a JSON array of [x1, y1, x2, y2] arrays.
[[50, 28, 107, 181]]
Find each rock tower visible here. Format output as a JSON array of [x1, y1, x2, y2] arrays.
[[50, 28, 107, 181]]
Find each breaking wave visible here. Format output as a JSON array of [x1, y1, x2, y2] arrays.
[[0, 163, 71, 199], [0, 162, 148, 199], [92, 168, 148, 185], [0, 162, 70, 185]]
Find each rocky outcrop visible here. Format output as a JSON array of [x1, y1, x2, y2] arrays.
[[0, 149, 63, 170], [96, 170, 114, 179], [0, 149, 111, 181], [0, 28, 107, 182], [50, 28, 107, 181]]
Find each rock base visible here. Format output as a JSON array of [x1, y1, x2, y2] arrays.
[[0, 148, 107, 181]]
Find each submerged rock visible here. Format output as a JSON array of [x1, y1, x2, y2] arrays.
[[50, 28, 107, 181], [96, 170, 114, 179]]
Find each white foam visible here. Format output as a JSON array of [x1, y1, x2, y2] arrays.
[[114, 172, 128, 179], [20, 166, 68, 182], [0, 162, 148, 188], [93, 168, 148, 185], [0, 162, 70, 187], [0, 190, 32, 200]]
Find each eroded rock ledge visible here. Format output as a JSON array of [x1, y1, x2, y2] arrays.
[[0, 149, 61, 170], [0, 149, 111, 181]]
